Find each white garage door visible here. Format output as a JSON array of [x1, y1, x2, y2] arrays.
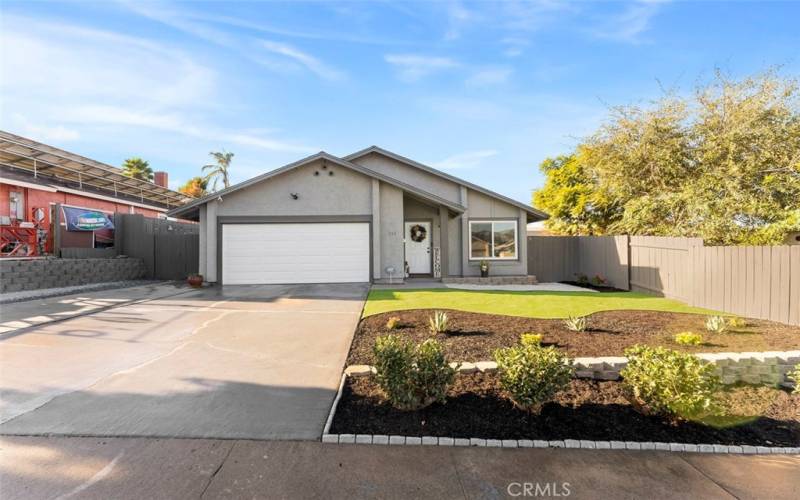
[[222, 223, 370, 284]]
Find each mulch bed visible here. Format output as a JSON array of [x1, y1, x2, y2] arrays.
[[560, 281, 625, 293], [347, 310, 800, 365], [330, 373, 800, 447]]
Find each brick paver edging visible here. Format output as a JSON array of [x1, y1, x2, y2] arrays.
[[321, 350, 800, 454]]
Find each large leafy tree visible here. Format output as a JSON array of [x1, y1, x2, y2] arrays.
[[178, 177, 208, 198], [203, 150, 234, 191], [121, 157, 154, 182], [533, 70, 800, 245]]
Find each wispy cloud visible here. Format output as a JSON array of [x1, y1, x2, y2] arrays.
[[259, 40, 345, 81], [444, 0, 475, 41], [432, 150, 498, 170], [466, 67, 513, 87], [384, 54, 460, 82], [591, 0, 668, 43], [0, 15, 310, 155]]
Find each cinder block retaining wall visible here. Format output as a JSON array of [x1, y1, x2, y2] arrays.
[[346, 350, 800, 388], [0, 258, 147, 293]]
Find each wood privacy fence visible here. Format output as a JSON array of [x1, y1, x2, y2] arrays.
[[528, 235, 800, 326], [114, 214, 199, 280]]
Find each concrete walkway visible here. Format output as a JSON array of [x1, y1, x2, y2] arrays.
[[1, 436, 797, 499], [0, 283, 367, 440]]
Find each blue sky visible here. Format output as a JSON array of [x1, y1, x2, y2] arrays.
[[1, 1, 798, 204]]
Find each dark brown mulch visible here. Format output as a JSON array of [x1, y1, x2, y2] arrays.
[[560, 281, 625, 293], [330, 373, 800, 447], [347, 310, 800, 365]]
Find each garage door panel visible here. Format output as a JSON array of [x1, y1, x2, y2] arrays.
[[222, 223, 370, 284]]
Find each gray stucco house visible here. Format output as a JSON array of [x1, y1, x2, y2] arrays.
[[168, 146, 547, 285]]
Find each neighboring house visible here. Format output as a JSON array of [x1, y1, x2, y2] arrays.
[[168, 146, 548, 285], [0, 130, 190, 253]]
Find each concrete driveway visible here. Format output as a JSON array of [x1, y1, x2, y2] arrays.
[[0, 282, 368, 440]]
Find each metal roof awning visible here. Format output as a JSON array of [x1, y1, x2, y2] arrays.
[[0, 130, 192, 209]]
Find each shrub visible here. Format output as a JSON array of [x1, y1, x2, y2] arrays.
[[674, 331, 703, 346], [727, 316, 747, 329], [385, 316, 401, 330], [574, 273, 589, 284], [428, 311, 449, 334], [591, 274, 608, 286], [520, 333, 543, 346], [493, 342, 574, 413], [373, 335, 457, 411], [705, 315, 727, 333], [563, 316, 587, 332], [621, 345, 719, 420], [789, 364, 800, 395]]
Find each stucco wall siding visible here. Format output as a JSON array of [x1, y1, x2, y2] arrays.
[[378, 183, 404, 281], [351, 152, 461, 204]]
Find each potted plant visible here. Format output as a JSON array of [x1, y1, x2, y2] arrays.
[[187, 274, 203, 288], [479, 259, 490, 278]]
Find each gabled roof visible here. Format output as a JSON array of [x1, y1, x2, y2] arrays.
[[344, 146, 548, 221], [167, 151, 466, 219]]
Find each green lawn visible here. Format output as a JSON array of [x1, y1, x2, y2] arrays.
[[363, 288, 717, 319]]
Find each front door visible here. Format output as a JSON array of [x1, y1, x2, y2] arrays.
[[404, 221, 431, 275]]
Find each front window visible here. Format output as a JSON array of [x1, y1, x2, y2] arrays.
[[469, 220, 517, 260]]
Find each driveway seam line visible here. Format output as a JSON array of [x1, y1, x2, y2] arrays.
[[678, 455, 741, 499], [200, 440, 237, 499], [447, 447, 470, 499]]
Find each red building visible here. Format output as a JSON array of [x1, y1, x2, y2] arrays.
[[0, 130, 191, 256]]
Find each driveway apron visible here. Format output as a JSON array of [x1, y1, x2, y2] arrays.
[[0, 283, 368, 440]]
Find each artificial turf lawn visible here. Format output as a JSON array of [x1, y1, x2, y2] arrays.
[[362, 288, 717, 319]]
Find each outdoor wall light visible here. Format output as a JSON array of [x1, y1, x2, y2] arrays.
[[329, 170, 334, 176], [290, 193, 299, 200]]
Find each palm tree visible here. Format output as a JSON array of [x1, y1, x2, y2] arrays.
[[203, 150, 234, 191], [121, 157, 154, 181], [178, 176, 209, 198]]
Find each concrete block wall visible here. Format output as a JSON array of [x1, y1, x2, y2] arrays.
[[0, 258, 147, 293], [572, 351, 800, 387]]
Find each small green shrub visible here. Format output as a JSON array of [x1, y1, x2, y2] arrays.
[[520, 333, 543, 346], [493, 343, 574, 413], [727, 316, 747, 329], [428, 311, 449, 334], [563, 316, 587, 332], [591, 274, 608, 286], [674, 331, 703, 346], [789, 364, 800, 394], [705, 315, 727, 333], [385, 316, 401, 330], [574, 273, 589, 284], [621, 345, 719, 420], [373, 335, 457, 411]]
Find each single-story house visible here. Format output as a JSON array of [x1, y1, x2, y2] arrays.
[[168, 146, 548, 285]]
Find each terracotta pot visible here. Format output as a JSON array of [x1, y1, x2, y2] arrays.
[[187, 275, 203, 288]]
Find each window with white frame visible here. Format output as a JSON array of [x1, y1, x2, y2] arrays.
[[469, 220, 517, 260]]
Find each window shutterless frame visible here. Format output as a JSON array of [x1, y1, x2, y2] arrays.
[[468, 220, 518, 260]]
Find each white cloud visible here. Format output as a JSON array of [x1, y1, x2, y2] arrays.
[[0, 15, 310, 155], [431, 150, 498, 170], [259, 40, 345, 81], [466, 67, 513, 87], [591, 0, 667, 43], [384, 54, 460, 82]]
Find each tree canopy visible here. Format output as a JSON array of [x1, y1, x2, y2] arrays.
[[533, 70, 800, 245], [121, 157, 154, 182], [178, 176, 208, 198], [203, 150, 234, 191]]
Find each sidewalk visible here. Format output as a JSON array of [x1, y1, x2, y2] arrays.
[[1, 436, 797, 499]]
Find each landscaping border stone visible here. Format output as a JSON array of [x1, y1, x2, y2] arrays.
[[325, 349, 800, 454]]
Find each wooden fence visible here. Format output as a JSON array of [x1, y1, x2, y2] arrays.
[[528, 235, 800, 325], [115, 214, 199, 280], [527, 236, 629, 290]]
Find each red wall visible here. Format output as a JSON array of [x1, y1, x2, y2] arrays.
[[1, 182, 163, 229]]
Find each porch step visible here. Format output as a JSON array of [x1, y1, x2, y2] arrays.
[[442, 276, 539, 285]]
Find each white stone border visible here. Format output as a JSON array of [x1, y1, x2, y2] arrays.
[[324, 350, 800, 454]]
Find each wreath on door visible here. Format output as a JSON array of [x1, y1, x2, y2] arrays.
[[409, 224, 427, 242]]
